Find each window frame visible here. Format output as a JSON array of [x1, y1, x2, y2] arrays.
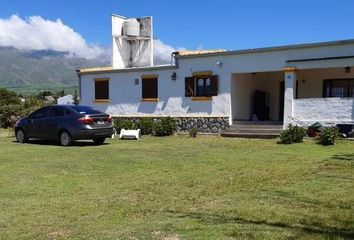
[[185, 73, 218, 101], [323, 78, 354, 98], [94, 78, 110, 103], [141, 75, 159, 102]]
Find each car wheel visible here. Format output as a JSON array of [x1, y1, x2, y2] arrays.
[[93, 137, 105, 145], [16, 129, 28, 143], [59, 131, 72, 146]]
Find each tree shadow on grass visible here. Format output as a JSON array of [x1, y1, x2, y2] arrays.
[[166, 211, 354, 239], [12, 140, 109, 147], [331, 154, 354, 161]]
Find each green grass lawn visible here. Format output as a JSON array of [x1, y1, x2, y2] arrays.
[[0, 131, 353, 240]]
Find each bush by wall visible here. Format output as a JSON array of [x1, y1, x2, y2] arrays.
[[189, 127, 198, 138], [319, 127, 339, 146], [137, 118, 155, 135], [114, 119, 136, 133], [153, 117, 176, 136], [279, 124, 307, 144]]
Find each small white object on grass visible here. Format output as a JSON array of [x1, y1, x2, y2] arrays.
[[112, 128, 117, 139], [119, 129, 141, 140]]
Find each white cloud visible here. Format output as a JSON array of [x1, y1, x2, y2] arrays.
[[153, 39, 186, 65], [153, 39, 175, 65], [0, 15, 106, 59], [0, 14, 181, 65]]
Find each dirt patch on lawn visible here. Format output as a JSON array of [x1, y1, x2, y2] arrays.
[[46, 229, 71, 239], [152, 231, 180, 240]]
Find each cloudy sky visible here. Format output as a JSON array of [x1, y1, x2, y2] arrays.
[[1, 0, 354, 62], [0, 14, 178, 64]]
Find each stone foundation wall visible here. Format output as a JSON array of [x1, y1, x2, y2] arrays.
[[113, 117, 229, 133]]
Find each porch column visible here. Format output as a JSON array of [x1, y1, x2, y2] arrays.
[[283, 68, 297, 128]]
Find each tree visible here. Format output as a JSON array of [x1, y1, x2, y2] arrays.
[[74, 89, 79, 105], [0, 88, 20, 105], [55, 89, 65, 98], [0, 89, 46, 128]]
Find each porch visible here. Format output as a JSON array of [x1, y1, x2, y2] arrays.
[[293, 67, 354, 125], [231, 71, 284, 122], [230, 66, 354, 129]]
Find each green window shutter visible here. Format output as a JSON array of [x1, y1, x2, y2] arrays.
[[185, 77, 194, 97]]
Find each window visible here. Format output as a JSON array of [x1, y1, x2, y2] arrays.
[[185, 75, 218, 99], [49, 107, 65, 117], [30, 107, 50, 119], [142, 76, 158, 101], [323, 79, 354, 98], [94, 78, 109, 101], [196, 77, 211, 97]]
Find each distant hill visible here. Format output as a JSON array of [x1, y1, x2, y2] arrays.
[[0, 47, 110, 93]]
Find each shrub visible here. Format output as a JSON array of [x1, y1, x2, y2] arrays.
[[0, 88, 20, 106], [189, 127, 198, 138], [319, 127, 339, 146], [0, 92, 45, 129], [114, 119, 136, 133], [279, 124, 307, 144], [0, 104, 23, 128], [0, 89, 45, 128], [153, 117, 176, 136], [137, 118, 155, 135]]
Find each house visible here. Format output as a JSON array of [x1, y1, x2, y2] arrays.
[[77, 14, 354, 134], [57, 94, 74, 105]]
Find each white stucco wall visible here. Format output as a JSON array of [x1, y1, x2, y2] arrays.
[[80, 67, 232, 118], [231, 73, 253, 120], [111, 15, 125, 69], [294, 98, 354, 124]]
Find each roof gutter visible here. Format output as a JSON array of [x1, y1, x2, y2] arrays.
[[76, 65, 177, 76], [287, 55, 354, 63]]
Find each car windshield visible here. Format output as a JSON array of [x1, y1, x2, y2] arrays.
[[69, 106, 102, 115]]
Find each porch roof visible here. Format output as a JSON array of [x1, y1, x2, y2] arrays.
[[175, 39, 354, 59]]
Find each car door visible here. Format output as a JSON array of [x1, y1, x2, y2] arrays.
[[26, 107, 51, 138], [46, 107, 65, 140]]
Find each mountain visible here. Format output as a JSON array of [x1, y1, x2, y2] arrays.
[[0, 47, 110, 93]]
